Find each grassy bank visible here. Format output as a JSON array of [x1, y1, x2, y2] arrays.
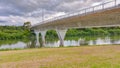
[[0, 45, 120, 68]]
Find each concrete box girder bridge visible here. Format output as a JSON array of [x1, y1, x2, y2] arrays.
[[31, 0, 120, 47]]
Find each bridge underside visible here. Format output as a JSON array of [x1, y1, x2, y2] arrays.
[[32, 6, 120, 47]]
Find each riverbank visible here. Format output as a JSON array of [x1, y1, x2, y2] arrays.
[[0, 45, 120, 68]]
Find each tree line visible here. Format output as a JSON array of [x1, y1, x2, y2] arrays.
[[0, 23, 120, 40], [0, 26, 32, 40], [46, 27, 120, 38], [0, 22, 32, 40]]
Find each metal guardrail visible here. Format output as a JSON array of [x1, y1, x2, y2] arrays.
[[33, 0, 120, 27]]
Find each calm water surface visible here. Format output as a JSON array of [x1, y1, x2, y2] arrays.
[[0, 36, 120, 49]]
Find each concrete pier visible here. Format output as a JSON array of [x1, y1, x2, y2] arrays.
[[56, 29, 67, 47], [35, 31, 40, 47]]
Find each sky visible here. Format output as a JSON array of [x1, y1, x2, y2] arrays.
[[0, 0, 116, 26]]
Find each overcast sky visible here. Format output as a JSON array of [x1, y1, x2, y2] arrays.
[[0, 0, 116, 26]]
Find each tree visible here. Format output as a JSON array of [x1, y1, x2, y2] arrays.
[[23, 22, 31, 30]]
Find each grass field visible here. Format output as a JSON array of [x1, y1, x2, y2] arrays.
[[0, 45, 120, 68]]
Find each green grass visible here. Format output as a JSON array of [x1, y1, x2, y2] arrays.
[[0, 48, 23, 51], [0, 45, 120, 68]]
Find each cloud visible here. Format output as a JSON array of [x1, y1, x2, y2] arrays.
[[0, 0, 118, 26]]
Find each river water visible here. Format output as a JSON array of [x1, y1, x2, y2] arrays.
[[0, 35, 120, 49]]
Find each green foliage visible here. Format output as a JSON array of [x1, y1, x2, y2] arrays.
[[0, 26, 32, 40], [26, 27, 116, 42], [66, 27, 120, 37], [46, 30, 58, 38], [0, 25, 120, 40], [46, 27, 120, 38], [23, 22, 31, 31]]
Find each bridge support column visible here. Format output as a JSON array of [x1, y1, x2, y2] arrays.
[[35, 31, 40, 47], [40, 30, 47, 47], [56, 29, 67, 47]]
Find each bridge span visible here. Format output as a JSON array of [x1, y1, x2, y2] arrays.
[[31, 0, 120, 47]]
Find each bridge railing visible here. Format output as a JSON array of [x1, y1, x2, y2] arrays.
[[33, 0, 120, 27]]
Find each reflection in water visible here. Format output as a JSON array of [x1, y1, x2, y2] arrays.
[[0, 42, 27, 49], [0, 36, 120, 49], [88, 37, 111, 45]]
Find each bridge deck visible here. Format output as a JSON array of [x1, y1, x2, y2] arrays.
[[32, 6, 120, 30]]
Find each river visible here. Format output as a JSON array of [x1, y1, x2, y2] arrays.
[[0, 35, 120, 49]]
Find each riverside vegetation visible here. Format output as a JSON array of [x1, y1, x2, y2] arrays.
[[0, 25, 120, 40]]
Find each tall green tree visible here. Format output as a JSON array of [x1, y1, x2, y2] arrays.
[[23, 22, 31, 31]]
